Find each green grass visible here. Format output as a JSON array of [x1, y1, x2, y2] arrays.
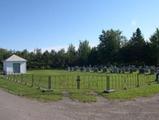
[[0, 76, 62, 102], [11, 70, 155, 91], [28, 69, 107, 75], [0, 70, 158, 102], [99, 83, 159, 100], [68, 89, 97, 102]]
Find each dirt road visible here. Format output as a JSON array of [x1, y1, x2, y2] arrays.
[[0, 89, 159, 120]]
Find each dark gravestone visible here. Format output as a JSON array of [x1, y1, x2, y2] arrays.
[[67, 67, 71, 72], [121, 67, 125, 73], [80, 67, 83, 72], [156, 72, 159, 83], [125, 68, 130, 73], [150, 68, 155, 74], [86, 67, 91, 72], [98, 66, 103, 72], [93, 67, 98, 72], [103, 67, 107, 73], [144, 68, 149, 74], [129, 68, 133, 73], [81, 67, 86, 72], [74, 66, 78, 71], [139, 68, 145, 74], [71, 67, 75, 72]]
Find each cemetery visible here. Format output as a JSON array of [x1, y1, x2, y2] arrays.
[[0, 67, 157, 102], [1, 1, 159, 120], [1, 65, 157, 93]]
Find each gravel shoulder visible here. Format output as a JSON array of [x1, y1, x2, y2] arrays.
[[0, 89, 159, 120]]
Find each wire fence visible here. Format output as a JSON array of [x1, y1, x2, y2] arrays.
[[2, 73, 156, 91]]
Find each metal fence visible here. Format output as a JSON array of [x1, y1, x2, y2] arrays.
[[2, 73, 156, 91]]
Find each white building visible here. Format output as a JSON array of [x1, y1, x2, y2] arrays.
[[3, 54, 27, 75]]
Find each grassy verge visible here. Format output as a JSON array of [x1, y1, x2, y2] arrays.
[[1, 73, 159, 102], [68, 89, 97, 102], [99, 83, 159, 100], [0, 77, 62, 102]]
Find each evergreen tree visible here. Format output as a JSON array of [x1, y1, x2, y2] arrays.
[[98, 29, 123, 64], [150, 28, 159, 65], [124, 28, 146, 65], [67, 44, 77, 66], [78, 40, 91, 66]]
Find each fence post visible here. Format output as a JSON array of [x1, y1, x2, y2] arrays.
[[14, 74, 18, 82], [106, 76, 110, 90], [37, 77, 40, 89], [13, 74, 16, 82], [104, 76, 114, 93], [156, 73, 159, 83], [31, 75, 34, 87], [136, 73, 140, 87], [48, 76, 52, 90], [21, 74, 24, 84], [76, 75, 80, 89], [8, 75, 10, 81], [123, 79, 127, 90]]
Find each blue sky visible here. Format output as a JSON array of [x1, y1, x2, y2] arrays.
[[0, 0, 159, 51]]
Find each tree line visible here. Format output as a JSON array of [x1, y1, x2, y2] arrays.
[[0, 27, 159, 70]]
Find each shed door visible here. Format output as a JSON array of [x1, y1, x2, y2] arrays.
[[13, 63, 20, 73]]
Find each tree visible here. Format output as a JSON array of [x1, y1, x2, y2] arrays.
[[88, 47, 99, 66], [78, 40, 91, 66], [98, 29, 124, 64], [55, 49, 66, 68], [49, 50, 56, 68], [125, 28, 146, 65], [149, 28, 159, 65], [42, 50, 51, 69], [66, 44, 77, 66], [0, 49, 12, 70]]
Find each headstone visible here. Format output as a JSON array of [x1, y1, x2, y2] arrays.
[[156, 69, 159, 82], [139, 68, 145, 74], [103, 67, 107, 73], [67, 67, 71, 72]]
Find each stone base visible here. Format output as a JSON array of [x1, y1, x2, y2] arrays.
[[103, 89, 115, 93], [40, 87, 53, 92]]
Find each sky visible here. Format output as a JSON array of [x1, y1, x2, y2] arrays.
[[0, 0, 159, 51]]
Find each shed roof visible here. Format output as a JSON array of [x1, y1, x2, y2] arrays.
[[4, 54, 27, 62]]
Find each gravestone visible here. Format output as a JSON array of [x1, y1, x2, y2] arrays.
[[139, 68, 145, 74], [103, 67, 107, 73], [67, 67, 71, 72], [156, 70, 159, 83]]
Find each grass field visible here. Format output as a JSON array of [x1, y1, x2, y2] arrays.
[[0, 69, 158, 102], [10, 69, 155, 90]]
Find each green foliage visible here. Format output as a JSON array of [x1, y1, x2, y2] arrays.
[[98, 29, 124, 64], [1, 28, 159, 70], [0, 48, 12, 70], [150, 28, 159, 65], [78, 40, 91, 66], [67, 44, 77, 66], [119, 28, 146, 65]]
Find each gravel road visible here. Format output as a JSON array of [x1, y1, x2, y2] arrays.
[[0, 89, 159, 120]]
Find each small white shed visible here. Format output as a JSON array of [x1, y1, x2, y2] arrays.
[[3, 55, 27, 75]]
